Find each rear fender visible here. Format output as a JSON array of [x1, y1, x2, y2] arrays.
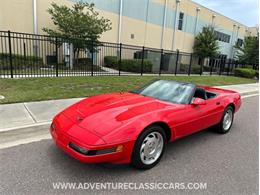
[[221, 94, 241, 113]]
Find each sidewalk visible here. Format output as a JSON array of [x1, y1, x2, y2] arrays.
[[0, 83, 258, 132]]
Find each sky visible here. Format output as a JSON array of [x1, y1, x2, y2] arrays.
[[192, 0, 259, 27]]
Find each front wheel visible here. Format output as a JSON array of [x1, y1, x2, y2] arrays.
[[216, 106, 234, 134], [131, 125, 166, 169]]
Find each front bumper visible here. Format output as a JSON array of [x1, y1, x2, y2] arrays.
[[50, 123, 135, 164]]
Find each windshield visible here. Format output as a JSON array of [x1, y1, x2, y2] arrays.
[[131, 80, 195, 104]]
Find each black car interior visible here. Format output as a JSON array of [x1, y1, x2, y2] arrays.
[[193, 88, 217, 100], [206, 91, 217, 99]]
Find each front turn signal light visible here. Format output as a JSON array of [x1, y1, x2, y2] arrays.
[[116, 145, 123, 152]]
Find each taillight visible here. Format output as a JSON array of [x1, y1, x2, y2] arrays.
[[50, 123, 55, 131]]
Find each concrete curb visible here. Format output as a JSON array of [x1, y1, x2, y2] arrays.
[[0, 121, 51, 133], [239, 90, 259, 96]]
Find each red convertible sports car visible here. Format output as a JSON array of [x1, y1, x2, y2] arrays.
[[50, 80, 241, 169]]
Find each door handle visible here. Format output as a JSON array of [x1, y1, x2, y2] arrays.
[[216, 102, 220, 105]]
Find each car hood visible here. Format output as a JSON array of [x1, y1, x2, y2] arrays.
[[62, 92, 179, 137]]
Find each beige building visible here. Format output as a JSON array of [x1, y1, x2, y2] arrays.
[[0, 0, 258, 59]]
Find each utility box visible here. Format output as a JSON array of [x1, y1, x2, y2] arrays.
[[134, 50, 180, 73]]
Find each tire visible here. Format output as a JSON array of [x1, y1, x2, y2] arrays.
[[215, 106, 234, 134], [131, 125, 166, 170]]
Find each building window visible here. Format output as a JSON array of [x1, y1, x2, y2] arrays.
[[214, 30, 230, 43], [130, 34, 134, 39], [178, 12, 184, 30], [237, 38, 243, 47]]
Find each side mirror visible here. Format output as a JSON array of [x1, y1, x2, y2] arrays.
[[191, 98, 206, 106]]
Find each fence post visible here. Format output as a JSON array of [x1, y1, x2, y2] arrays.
[[235, 60, 238, 69], [159, 49, 164, 76], [188, 53, 192, 76], [221, 59, 224, 75], [55, 37, 59, 77], [175, 50, 179, 76], [231, 59, 234, 73], [141, 46, 145, 76], [8, 31, 13, 78], [119, 43, 122, 76], [233, 60, 236, 72], [91, 40, 94, 76], [200, 59, 203, 76], [227, 59, 231, 76], [219, 59, 226, 75], [23, 42, 26, 66], [210, 58, 213, 75], [218, 59, 221, 75]]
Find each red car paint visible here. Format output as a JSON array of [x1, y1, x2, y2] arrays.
[[50, 85, 241, 164]]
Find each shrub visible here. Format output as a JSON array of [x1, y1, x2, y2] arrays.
[[76, 58, 91, 65], [0, 53, 42, 62], [179, 64, 201, 74], [191, 65, 201, 74], [242, 65, 254, 69], [104, 56, 118, 68], [142, 60, 153, 73], [203, 66, 217, 72], [121, 59, 152, 73], [234, 68, 256, 79], [0, 53, 43, 70], [179, 64, 189, 73], [103, 56, 153, 73], [255, 70, 259, 80]]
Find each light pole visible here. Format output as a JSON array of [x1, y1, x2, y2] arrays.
[[245, 28, 248, 36], [143, 0, 150, 46], [160, 0, 168, 49], [212, 14, 216, 26], [172, 0, 181, 51], [230, 24, 237, 58], [32, 0, 38, 56], [236, 26, 240, 43], [33, 0, 38, 34], [232, 26, 240, 58], [194, 7, 200, 35], [118, 0, 123, 44]]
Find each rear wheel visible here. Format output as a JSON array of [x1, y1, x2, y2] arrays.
[[216, 106, 234, 134], [131, 125, 166, 169]]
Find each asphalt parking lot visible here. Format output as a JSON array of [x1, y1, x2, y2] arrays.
[[0, 95, 258, 195]]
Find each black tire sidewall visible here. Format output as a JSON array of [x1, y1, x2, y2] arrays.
[[218, 106, 234, 134], [131, 125, 166, 170]]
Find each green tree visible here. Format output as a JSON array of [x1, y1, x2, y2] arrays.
[[234, 36, 259, 65], [43, 1, 112, 60], [193, 26, 219, 64]]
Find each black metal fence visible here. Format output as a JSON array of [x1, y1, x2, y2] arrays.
[[0, 30, 257, 78]]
